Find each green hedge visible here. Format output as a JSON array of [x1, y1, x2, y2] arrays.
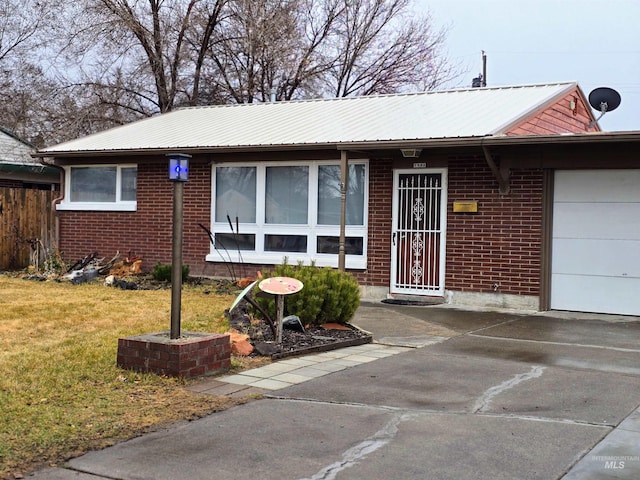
[[253, 261, 360, 326]]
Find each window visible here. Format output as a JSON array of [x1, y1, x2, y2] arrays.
[[266, 166, 308, 224], [318, 164, 365, 225], [58, 165, 137, 211], [209, 160, 368, 269], [215, 167, 256, 223]]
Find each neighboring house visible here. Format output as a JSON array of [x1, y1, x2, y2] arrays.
[[0, 127, 59, 190], [36, 82, 640, 316], [0, 127, 60, 270]]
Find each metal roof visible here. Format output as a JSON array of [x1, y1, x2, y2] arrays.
[[39, 82, 580, 156]]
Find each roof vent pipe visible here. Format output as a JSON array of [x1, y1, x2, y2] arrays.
[[270, 89, 276, 102]]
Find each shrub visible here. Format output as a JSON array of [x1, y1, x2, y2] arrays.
[[152, 262, 190, 282], [42, 250, 67, 275], [253, 261, 360, 326]]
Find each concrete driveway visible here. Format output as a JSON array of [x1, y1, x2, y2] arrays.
[[32, 303, 640, 479]]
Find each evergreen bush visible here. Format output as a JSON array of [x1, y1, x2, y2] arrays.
[[253, 260, 360, 326], [151, 262, 190, 282]]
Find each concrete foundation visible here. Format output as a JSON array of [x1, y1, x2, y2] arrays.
[[360, 286, 539, 312]]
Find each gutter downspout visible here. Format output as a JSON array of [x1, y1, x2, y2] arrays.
[[36, 156, 65, 254]]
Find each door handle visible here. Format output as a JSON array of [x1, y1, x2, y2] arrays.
[[392, 232, 396, 246]]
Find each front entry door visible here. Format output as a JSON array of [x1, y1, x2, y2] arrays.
[[390, 169, 447, 296]]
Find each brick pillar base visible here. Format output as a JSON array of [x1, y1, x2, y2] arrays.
[[117, 331, 231, 379]]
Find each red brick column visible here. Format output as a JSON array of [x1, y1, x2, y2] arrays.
[[117, 331, 231, 378]]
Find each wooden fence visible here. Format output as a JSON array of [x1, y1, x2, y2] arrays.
[[0, 188, 58, 271]]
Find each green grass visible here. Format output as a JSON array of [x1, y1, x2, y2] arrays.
[[0, 275, 246, 479]]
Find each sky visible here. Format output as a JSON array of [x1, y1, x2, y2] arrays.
[[414, 0, 640, 132]]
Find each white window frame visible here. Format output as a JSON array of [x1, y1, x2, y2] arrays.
[[207, 159, 369, 269], [57, 164, 137, 211]]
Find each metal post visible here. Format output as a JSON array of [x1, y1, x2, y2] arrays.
[[170, 180, 184, 339], [275, 294, 284, 344], [338, 150, 348, 271], [482, 50, 487, 87]]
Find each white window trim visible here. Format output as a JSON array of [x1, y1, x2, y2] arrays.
[[207, 159, 369, 269], [57, 164, 137, 211]]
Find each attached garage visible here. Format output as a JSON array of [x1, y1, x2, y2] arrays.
[[551, 169, 640, 315]]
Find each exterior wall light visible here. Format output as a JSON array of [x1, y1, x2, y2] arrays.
[[401, 148, 422, 158]]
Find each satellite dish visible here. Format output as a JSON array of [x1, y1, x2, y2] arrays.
[[589, 87, 621, 113], [588, 87, 621, 127]]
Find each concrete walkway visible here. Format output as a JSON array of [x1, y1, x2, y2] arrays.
[[188, 343, 412, 397], [29, 302, 640, 479]]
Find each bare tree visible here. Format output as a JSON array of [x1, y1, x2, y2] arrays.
[[59, 0, 227, 115], [60, 0, 455, 107], [203, 0, 455, 102], [0, 0, 52, 62], [325, 0, 455, 97], [0, 0, 69, 145], [276, 0, 344, 100], [203, 0, 330, 103], [0, 0, 457, 144]]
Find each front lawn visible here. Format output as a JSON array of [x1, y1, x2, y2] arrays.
[[0, 275, 241, 479]]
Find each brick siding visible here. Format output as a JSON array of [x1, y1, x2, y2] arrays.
[[59, 160, 211, 272], [58, 156, 543, 297], [117, 332, 231, 378], [445, 158, 543, 296], [350, 157, 543, 296], [352, 159, 393, 286]]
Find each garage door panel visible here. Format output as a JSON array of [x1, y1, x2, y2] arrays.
[[555, 170, 640, 202], [552, 169, 640, 316], [551, 274, 640, 316], [552, 238, 640, 277], [553, 203, 640, 240]]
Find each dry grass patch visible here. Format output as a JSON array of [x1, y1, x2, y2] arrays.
[[0, 275, 245, 479]]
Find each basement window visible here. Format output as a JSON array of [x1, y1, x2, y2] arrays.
[[209, 160, 368, 269], [57, 165, 137, 211]]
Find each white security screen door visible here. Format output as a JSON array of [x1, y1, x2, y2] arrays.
[[391, 169, 448, 295]]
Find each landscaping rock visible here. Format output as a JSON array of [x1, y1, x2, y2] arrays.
[[254, 342, 280, 356], [228, 329, 254, 356]]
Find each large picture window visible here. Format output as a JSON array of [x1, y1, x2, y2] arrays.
[[58, 164, 137, 211], [209, 160, 368, 269]]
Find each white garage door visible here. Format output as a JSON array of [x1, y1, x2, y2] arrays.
[[552, 170, 640, 316]]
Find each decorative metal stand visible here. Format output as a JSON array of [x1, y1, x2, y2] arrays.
[[258, 277, 304, 343]]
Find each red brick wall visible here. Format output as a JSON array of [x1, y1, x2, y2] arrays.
[[506, 88, 597, 135], [351, 158, 544, 296], [445, 158, 543, 296], [352, 159, 393, 286], [117, 332, 231, 378], [59, 160, 212, 272], [59, 156, 544, 298]]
